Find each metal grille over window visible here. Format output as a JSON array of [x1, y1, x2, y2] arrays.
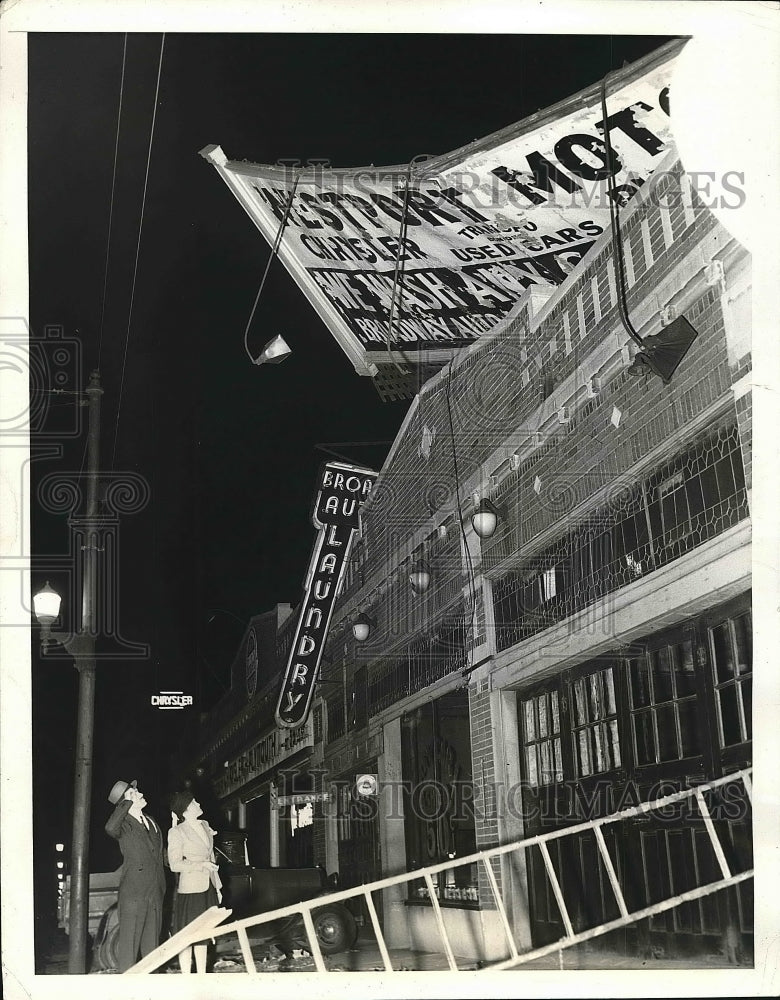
[[367, 606, 467, 717], [494, 419, 748, 654]]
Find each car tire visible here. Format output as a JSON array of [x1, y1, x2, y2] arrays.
[[312, 903, 357, 955], [96, 907, 120, 971]]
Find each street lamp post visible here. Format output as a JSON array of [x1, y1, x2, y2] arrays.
[[33, 370, 103, 974]]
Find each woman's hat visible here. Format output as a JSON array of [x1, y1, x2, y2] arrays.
[[108, 778, 137, 805]]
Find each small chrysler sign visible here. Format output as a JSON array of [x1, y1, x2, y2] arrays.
[[151, 691, 193, 709]]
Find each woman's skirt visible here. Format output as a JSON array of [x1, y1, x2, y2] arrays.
[[172, 884, 218, 935]]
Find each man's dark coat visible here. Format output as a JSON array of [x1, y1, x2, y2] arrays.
[[105, 799, 166, 972]]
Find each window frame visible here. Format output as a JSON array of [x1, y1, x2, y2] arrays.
[[708, 608, 752, 750]]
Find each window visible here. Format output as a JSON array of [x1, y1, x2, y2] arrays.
[[542, 565, 560, 601], [628, 639, 702, 765], [571, 667, 621, 777], [494, 421, 748, 655], [336, 782, 352, 841], [520, 689, 563, 786], [656, 470, 690, 547], [351, 666, 367, 731], [709, 610, 752, 746], [313, 704, 323, 743], [408, 613, 467, 693], [327, 696, 345, 743], [401, 691, 478, 905]]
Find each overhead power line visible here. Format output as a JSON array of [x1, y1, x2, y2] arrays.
[[97, 34, 128, 373], [111, 33, 166, 471]]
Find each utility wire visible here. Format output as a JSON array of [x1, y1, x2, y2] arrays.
[[443, 359, 480, 666], [97, 34, 128, 372], [111, 33, 166, 471], [242, 171, 301, 362], [385, 154, 434, 376], [600, 72, 645, 351]]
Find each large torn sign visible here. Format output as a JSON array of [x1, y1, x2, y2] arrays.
[[201, 39, 683, 393]]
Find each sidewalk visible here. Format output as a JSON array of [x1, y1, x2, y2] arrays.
[[38, 925, 744, 975]]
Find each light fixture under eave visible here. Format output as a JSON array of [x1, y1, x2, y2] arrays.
[[253, 334, 292, 366], [33, 581, 61, 627], [353, 612, 376, 642], [409, 559, 431, 594], [471, 498, 500, 539], [626, 317, 699, 383]]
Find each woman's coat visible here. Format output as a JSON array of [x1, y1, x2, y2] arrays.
[[167, 819, 222, 899]]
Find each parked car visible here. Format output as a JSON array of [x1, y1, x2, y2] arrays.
[[74, 862, 356, 970]]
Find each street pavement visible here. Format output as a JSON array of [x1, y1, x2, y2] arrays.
[[38, 924, 743, 975]]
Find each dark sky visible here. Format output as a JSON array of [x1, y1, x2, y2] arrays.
[[28, 32, 673, 898]]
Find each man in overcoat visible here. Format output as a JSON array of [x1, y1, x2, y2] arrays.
[[104, 778, 166, 972]]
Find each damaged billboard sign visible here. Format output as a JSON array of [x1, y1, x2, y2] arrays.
[[201, 40, 681, 380]]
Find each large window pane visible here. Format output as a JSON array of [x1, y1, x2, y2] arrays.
[[609, 719, 621, 768], [553, 737, 563, 781], [593, 723, 606, 772], [634, 710, 656, 765], [654, 646, 674, 702], [538, 696, 549, 738], [574, 679, 588, 724], [540, 741, 553, 785], [714, 455, 737, 501], [604, 669, 617, 715], [656, 703, 679, 760], [699, 464, 719, 510], [718, 686, 741, 747], [711, 623, 736, 683], [526, 743, 539, 786], [630, 659, 651, 708], [674, 640, 697, 697], [578, 729, 592, 777], [741, 680, 752, 741], [733, 613, 752, 676], [524, 700, 536, 740], [621, 514, 638, 555], [677, 699, 701, 758], [729, 447, 747, 494], [685, 475, 705, 518], [402, 691, 477, 903], [589, 672, 602, 718], [551, 690, 560, 732]]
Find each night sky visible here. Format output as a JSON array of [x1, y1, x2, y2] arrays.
[[27, 32, 673, 929]]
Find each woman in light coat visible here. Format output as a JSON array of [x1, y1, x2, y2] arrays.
[[167, 790, 223, 973]]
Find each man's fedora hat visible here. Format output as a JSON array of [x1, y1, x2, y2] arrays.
[[108, 778, 137, 805]]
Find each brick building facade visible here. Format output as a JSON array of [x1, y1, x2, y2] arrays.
[[188, 149, 752, 964], [308, 152, 752, 961]]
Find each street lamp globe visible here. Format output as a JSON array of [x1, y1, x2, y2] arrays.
[[409, 560, 431, 594], [471, 498, 499, 539], [33, 581, 61, 626], [353, 613, 375, 642]]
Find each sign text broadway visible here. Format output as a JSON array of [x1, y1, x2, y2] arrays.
[[275, 462, 377, 728]]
